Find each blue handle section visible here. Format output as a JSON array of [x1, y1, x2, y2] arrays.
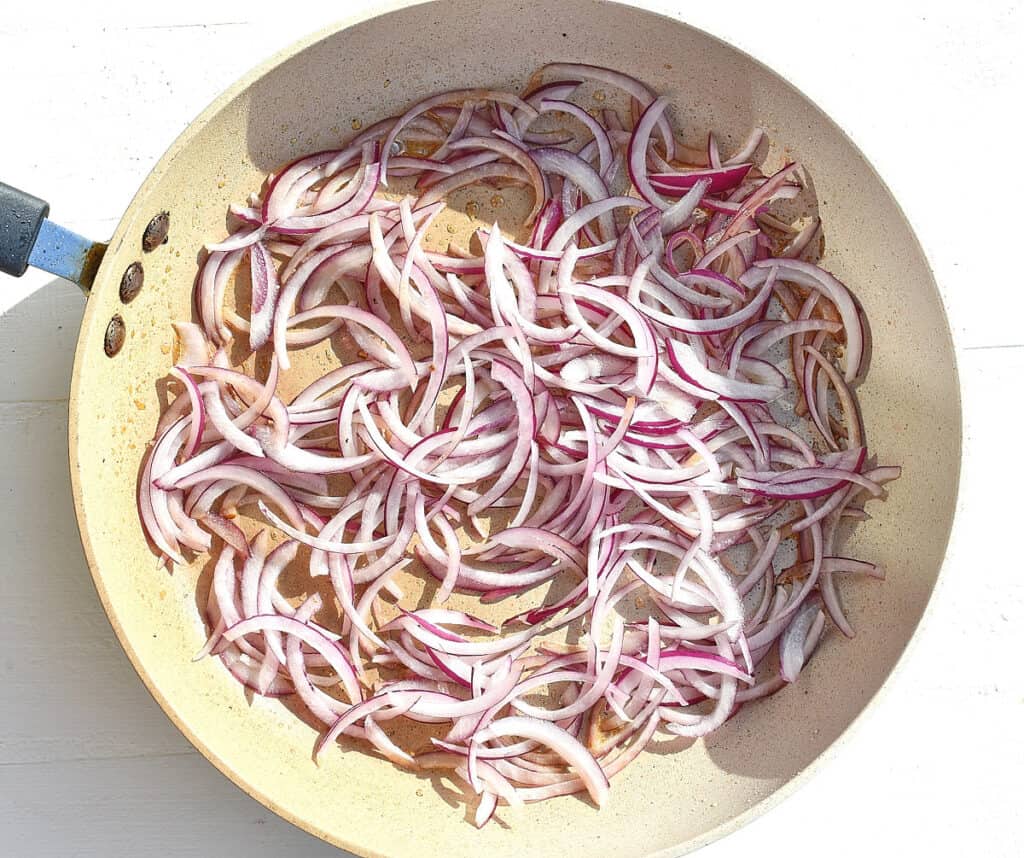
[[28, 219, 105, 286], [0, 181, 106, 289]]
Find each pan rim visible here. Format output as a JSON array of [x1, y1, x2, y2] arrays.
[[66, 1, 964, 855]]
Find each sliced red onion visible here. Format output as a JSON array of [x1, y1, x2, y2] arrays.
[[140, 66, 899, 827], [168, 366, 206, 459], [538, 99, 614, 176], [530, 148, 614, 239], [741, 258, 864, 381], [381, 88, 537, 184], [627, 97, 674, 211], [724, 128, 766, 165], [447, 136, 546, 224], [650, 163, 752, 195], [666, 340, 783, 402], [779, 595, 824, 682], [248, 241, 280, 351], [535, 63, 674, 159], [474, 716, 609, 807], [273, 156, 381, 235]]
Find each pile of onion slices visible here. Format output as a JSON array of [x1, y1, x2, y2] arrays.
[[140, 63, 900, 827]]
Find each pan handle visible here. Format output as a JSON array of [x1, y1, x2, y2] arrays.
[[0, 181, 106, 291]]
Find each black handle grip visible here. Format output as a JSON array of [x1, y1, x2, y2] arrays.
[[0, 182, 50, 277]]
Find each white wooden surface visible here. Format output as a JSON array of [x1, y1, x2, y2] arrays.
[[1, 1, 1021, 855]]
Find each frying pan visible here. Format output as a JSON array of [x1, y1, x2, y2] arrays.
[[0, 0, 960, 854]]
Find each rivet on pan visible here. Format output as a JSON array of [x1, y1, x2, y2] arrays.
[[142, 211, 170, 252], [104, 315, 126, 357], [119, 261, 145, 304]]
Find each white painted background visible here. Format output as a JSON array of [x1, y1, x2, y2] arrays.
[[1, 1, 1020, 855]]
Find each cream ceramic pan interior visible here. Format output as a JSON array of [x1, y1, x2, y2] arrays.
[[68, 1, 960, 855]]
